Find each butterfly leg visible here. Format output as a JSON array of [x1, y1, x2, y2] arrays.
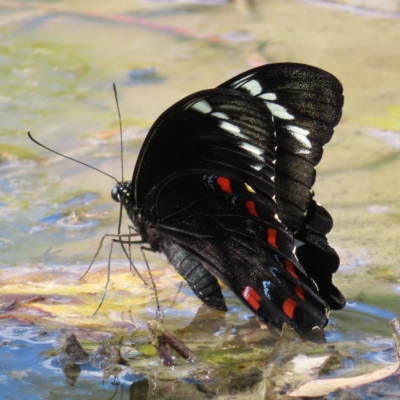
[[112, 239, 161, 314], [93, 236, 146, 315], [140, 246, 160, 314], [92, 239, 116, 315], [162, 239, 227, 311], [91, 238, 161, 314], [80, 233, 148, 286]]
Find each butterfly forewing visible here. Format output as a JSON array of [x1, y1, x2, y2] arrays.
[[218, 62, 344, 232], [218, 63, 345, 310], [133, 89, 275, 207]]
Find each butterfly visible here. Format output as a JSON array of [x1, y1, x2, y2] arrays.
[[112, 63, 346, 333]]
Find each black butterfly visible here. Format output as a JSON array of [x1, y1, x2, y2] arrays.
[[112, 63, 346, 333]]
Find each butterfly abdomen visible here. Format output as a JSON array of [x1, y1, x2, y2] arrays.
[[162, 238, 227, 311]]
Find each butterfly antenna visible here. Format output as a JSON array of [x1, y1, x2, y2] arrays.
[[113, 83, 124, 182], [27, 132, 118, 183], [111, 85, 150, 288]]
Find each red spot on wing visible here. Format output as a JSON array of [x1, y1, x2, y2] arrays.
[[216, 177, 232, 193], [285, 260, 298, 278], [283, 298, 298, 319], [295, 286, 305, 301], [267, 228, 278, 248], [245, 201, 259, 217], [242, 286, 261, 311]]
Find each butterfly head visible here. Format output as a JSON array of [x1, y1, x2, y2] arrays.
[[111, 181, 132, 205]]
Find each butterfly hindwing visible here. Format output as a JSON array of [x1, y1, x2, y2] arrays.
[[155, 202, 328, 332]]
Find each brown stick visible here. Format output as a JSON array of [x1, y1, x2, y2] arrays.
[[147, 320, 197, 366]]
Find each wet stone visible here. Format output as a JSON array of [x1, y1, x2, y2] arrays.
[[58, 333, 89, 363]]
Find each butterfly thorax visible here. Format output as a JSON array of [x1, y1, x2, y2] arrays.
[[111, 181, 165, 252], [131, 208, 165, 252]]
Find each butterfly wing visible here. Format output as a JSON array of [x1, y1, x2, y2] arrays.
[[219, 63, 345, 309], [131, 88, 329, 332]]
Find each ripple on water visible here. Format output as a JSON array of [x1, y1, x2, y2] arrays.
[[392, 286, 400, 294], [0, 159, 37, 171], [362, 338, 397, 364], [345, 301, 397, 320], [336, 247, 370, 274], [302, 0, 400, 18], [370, 128, 400, 149], [366, 204, 390, 213], [57, 214, 98, 229]]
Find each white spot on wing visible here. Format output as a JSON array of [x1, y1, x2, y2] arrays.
[[192, 100, 212, 114], [211, 112, 229, 120], [298, 149, 310, 154], [258, 92, 277, 101], [265, 101, 294, 120], [274, 213, 282, 222], [240, 142, 264, 160], [245, 183, 256, 193], [251, 164, 263, 171], [220, 121, 248, 139], [241, 80, 262, 96], [220, 121, 240, 133], [286, 125, 312, 148], [263, 280, 273, 299]]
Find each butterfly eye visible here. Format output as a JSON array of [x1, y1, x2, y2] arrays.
[[111, 186, 121, 203]]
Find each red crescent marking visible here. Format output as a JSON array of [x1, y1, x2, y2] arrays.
[[295, 286, 305, 301], [242, 286, 261, 311], [267, 228, 278, 248], [283, 298, 298, 319], [285, 260, 298, 278], [245, 200, 259, 217], [216, 177, 232, 193]]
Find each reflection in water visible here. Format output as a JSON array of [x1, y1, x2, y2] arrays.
[[0, 303, 398, 399], [120, 376, 149, 400], [63, 362, 81, 386]]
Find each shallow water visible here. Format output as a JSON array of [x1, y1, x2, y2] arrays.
[[1, 0, 400, 398]]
